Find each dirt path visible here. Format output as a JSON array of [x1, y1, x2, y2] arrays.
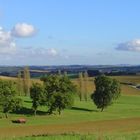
[[0, 117, 140, 138]]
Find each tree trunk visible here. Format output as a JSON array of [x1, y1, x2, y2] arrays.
[[80, 93, 82, 101], [34, 109, 37, 116], [5, 113, 8, 118], [101, 107, 104, 112], [48, 107, 53, 115], [58, 107, 61, 115]]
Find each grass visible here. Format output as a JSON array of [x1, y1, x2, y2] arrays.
[[0, 95, 140, 127], [2, 133, 140, 140], [0, 95, 140, 138], [0, 75, 140, 138]]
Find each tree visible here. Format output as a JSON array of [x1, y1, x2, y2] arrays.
[[0, 80, 22, 118], [78, 72, 83, 101], [30, 83, 45, 116], [91, 75, 121, 112], [83, 71, 88, 101], [49, 93, 74, 115], [17, 70, 24, 96], [23, 67, 31, 96], [41, 74, 76, 115], [64, 71, 67, 77], [58, 70, 62, 76]]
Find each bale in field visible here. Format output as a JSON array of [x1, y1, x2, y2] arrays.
[[12, 118, 26, 123]]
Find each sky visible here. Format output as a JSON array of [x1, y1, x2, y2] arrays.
[[0, 0, 140, 65]]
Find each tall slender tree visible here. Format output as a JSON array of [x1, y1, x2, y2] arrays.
[[78, 72, 83, 101], [17, 71, 24, 96], [64, 71, 67, 77], [58, 70, 62, 75], [83, 71, 88, 101], [23, 67, 31, 96]]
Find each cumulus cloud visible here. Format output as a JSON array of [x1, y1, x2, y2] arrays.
[[0, 27, 16, 54], [0, 24, 62, 65], [116, 39, 140, 52], [11, 23, 36, 37], [0, 26, 59, 57]]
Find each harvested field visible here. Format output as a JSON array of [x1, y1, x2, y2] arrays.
[[0, 117, 140, 138]]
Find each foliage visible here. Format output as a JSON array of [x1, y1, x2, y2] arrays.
[[91, 75, 121, 111], [30, 83, 45, 115], [49, 92, 74, 115], [78, 72, 83, 101], [17, 70, 24, 96], [83, 71, 88, 101], [23, 67, 31, 96], [41, 74, 76, 114], [0, 80, 22, 118]]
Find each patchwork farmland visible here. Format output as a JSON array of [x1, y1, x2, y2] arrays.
[[0, 75, 140, 139]]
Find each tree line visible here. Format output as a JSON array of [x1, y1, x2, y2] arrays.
[[0, 68, 121, 118]]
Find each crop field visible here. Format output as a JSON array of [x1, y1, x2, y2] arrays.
[[0, 75, 140, 139], [73, 75, 140, 96]]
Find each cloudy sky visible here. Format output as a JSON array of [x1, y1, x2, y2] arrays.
[[0, 0, 140, 65]]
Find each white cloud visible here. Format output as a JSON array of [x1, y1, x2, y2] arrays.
[[0, 26, 59, 58], [0, 24, 63, 65], [116, 39, 140, 52], [0, 27, 17, 54], [11, 23, 36, 37], [7, 46, 58, 57], [47, 48, 58, 56]]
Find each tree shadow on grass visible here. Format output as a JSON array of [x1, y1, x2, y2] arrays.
[[24, 100, 32, 103], [71, 107, 98, 112], [12, 107, 48, 116]]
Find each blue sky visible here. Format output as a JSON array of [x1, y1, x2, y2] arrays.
[[0, 0, 140, 65]]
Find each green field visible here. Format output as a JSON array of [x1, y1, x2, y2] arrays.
[[3, 132, 140, 140], [0, 95, 140, 138], [0, 76, 140, 139]]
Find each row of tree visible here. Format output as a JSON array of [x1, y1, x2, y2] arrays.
[[0, 73, 77, 117], [0, 68, 121, 117], [78, 71, 89, 101], [17, 67, 31, 96]]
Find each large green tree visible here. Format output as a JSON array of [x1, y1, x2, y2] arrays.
[[0, 80, 22, 118], [30, 83, 45, 116], [91, 75, 121, 112], [41, 74, 76, 115]]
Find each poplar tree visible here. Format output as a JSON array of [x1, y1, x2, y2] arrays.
[[17, 71, 24, 96], [64, 71, 67, 77], [78, 72, 83, 101], [58, 70, 62, 76], [83, 71, 88, 101], [23, 67, 31, 96]]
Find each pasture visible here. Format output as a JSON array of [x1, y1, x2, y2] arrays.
[[0, 75, 140, 139]]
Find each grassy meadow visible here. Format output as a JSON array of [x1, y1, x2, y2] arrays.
[[4, 133, 140, 140], [0, 75, 140, 139]]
